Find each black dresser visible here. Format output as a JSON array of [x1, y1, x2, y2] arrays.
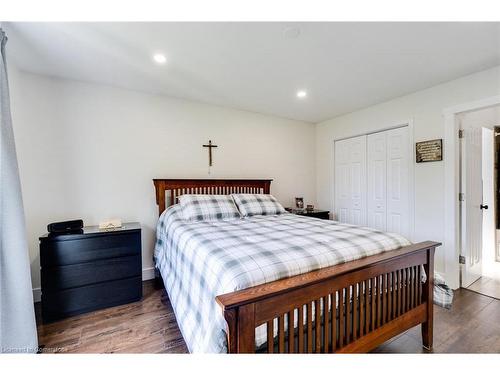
[[39, 222, 142, 322]]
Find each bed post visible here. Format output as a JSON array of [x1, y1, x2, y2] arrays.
[[421, 246, 435, 351], [224, 309, 238, 353], [154, 180, 166, 217], [263, 181, 271, 194], [224, 304, 256, 353]]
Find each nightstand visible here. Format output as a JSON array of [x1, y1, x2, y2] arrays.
[[285, 208, 330, 220], [39, 222, 142, 322]]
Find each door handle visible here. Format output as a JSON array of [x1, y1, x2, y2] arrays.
[[480, 204, 489, 210]]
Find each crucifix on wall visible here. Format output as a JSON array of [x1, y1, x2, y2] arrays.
[[203, 140, 218, 173]]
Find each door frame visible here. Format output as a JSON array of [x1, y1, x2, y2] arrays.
[[331, 120, 415, 240], [443, 95, 500, 290]]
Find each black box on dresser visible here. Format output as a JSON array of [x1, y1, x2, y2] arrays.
[[39, 222, 142, 322]]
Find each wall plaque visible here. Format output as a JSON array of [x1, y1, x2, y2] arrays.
[[416, 139, 442, 163]]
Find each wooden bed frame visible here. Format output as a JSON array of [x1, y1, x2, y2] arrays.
[[153, 178, 440, 354]]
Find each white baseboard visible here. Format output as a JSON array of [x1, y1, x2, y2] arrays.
[[142, 266, 156, 281], [33, 267, 157, 303]]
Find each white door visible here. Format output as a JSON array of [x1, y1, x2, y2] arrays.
[[334, 135, 367, 225], [461, 126, 484, 287], [386, 127, 410, 237], [367, 132, 387, 231], [482, 128, 496, 277]]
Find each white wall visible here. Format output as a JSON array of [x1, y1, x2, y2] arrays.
[[8, 69, 316, 299], [316, 66, 500, 281], [458, 106, 500, 131]]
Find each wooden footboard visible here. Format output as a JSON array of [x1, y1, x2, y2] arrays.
[[216, 241, 439, 353]]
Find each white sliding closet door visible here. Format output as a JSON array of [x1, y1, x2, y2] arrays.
[[334, 135, 367, 225], [335, 126, 410, 237], [386, 127, 410, 236], [367, 132, 387, 231]]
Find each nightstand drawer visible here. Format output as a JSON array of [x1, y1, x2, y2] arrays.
[[301, 211, 330, 220], [286, 208, 330, 220], [41, 255, 141, 290], [42, 276, 142, 322], [41, 232, 140, 266]]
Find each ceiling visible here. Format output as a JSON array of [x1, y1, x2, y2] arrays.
[[4, 22, 500, 123]]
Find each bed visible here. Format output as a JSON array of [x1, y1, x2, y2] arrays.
[[153, 178, 439, 353]]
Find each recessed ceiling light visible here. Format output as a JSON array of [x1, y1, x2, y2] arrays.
[[153, 53, 167, 64], [283, 26, 301, 39], [296, 90, 307, 99]]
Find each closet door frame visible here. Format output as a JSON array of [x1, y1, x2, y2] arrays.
[[332, 120, 415, 241]]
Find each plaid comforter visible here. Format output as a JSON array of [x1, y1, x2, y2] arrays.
[[154, 205, 411, 353]]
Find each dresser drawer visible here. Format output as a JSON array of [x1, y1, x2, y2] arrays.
[[42, 276, 142, 322], [41, 232, 140, 266], [41, 255, 141, 291]]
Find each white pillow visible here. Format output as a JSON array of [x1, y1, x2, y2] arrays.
[[231, 194, 286, 217], [178, 194, 241, 222]]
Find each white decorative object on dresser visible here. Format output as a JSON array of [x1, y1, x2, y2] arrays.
[[334, 126, 410, 237]]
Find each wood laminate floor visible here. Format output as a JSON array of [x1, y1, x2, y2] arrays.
[[467, 276, 500, 300], [36, 281, 500, 354], [36, 281, 188, 353]]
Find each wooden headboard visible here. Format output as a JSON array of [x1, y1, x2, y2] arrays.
[[153, 179, 273, 216]]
